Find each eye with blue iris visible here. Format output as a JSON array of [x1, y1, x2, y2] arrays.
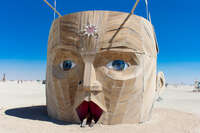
[[106, 60, 129, 71], [60, 60, 76, 71]]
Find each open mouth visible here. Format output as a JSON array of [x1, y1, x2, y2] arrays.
[[76, 101, 103, 123]]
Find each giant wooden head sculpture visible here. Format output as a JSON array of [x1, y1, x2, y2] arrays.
[[46, 11, 165, 125]]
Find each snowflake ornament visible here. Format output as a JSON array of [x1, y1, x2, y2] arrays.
[[80, 24, 98, 38]]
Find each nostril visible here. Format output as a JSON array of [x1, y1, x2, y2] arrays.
[[79, 80, 83, 85]]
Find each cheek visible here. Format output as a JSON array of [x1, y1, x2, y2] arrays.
[[95, 68, 140, 110], [59, 80, 78, 105], [58, 67, 84, 90], [52, 66, 84, 105], [96, 66, 142, 90], [95, 64, 142, 81]]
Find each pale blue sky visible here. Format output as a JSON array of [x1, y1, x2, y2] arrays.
[[0, 60, 46, 80]]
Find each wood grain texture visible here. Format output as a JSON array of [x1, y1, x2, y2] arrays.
[[46, 11, 162, 125]]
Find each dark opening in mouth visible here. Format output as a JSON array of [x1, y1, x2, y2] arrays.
[[76, 101, 103, 123]]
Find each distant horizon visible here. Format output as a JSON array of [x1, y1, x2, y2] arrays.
[[0, 60, 199, 84], [0, 59, 46, 81]]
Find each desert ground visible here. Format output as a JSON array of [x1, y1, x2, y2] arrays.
[[0, 81, 200, 133]]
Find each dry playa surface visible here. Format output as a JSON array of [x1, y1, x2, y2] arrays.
[[0, 82, 200, 133]]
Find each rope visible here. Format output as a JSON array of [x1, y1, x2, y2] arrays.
[[109, 0, 140, 43], [43, 0, 62, 17]]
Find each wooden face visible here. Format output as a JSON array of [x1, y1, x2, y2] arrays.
[[46, 11, 158, 124], [50, 46, 144, 122]]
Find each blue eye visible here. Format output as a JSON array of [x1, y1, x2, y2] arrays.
[[106, 60, 129, 71], [60, 60, 76, 71]]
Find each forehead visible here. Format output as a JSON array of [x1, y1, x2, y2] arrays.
[[48, 11, 158, 56]]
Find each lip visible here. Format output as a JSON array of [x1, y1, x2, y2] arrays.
[[76, 101, 103, 123]]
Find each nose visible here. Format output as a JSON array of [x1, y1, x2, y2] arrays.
[[83, 62, 102, 92]]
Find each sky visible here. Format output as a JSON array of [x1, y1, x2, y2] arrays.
[[0, 0, 199, 83]]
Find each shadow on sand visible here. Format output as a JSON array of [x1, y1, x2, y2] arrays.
[[5, 105, 77, 125]]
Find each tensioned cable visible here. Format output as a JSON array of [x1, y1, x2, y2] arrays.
[[54, 0, 57, 20], [144, 0, 149, 21]]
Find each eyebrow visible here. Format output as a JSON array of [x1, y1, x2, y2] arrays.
[[100, 47, 145, 55], [53, 45, 78, 52], [53, 46, 145, 57], [52, 42, 145, 56]]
